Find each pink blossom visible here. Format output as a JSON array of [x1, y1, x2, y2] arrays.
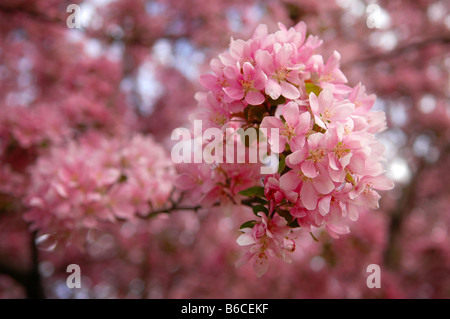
[[264, 174, 298, 204], [255, 44, 304, 100], [309, 87, 355, 130], [236, 212, 296, 277], [260, 101, 311, 153], [223, 62, 267, 105]]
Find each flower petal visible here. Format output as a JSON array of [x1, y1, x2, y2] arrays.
[[301, 160, 318, 178], [300, 182, 318, 210], [265, 79, 282, 100], [245, 90, 265, 105], [280, 81, 300, 100], [318, 195, 332, 216], [279, 170, 300, 191]]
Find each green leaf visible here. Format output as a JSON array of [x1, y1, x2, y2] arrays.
[[252, 205, 269, 217], [305, 82, 322, 96], [239, 186, 265, 197], [251, 197, 268, 205], [240, 220, 257, 229]]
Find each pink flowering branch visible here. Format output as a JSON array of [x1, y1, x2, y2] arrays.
[[140, 191, 260, 219], [176, 21, 394, 276]]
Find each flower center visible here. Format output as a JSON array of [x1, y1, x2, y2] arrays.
[[334, 142, 350, 158], [274, 68, 288, 82], [321, 73, 334, 82], [308, 148, 326, 162], [281, 122, 295, 140], [321, 108, 333, 123], [211, 113, 227, 126], [239, 79, 254, 92]]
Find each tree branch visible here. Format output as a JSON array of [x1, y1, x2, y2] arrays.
[[383, 158, 425, 270], [0, 231, 45, 298], [344, 36, 450, 68], [137, 192, 260, 220]]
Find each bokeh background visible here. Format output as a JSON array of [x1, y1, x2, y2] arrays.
[[0, 0, 449, 298]]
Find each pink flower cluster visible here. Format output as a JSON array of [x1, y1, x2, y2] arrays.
[[24, 133, 175, 246], [236, 212, 297, 277], [175, 161, 262, 208], [182, 22, 394, 276]]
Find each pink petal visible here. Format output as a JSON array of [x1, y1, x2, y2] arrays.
[[307, 132, 324, 150], [312, 174, 335, 195], [300, 182, 318, 210], [53, 182, 68, 198], [295, 111, 311, 135], [340, 153, 352, 168], [286, 149, 307, 167], [318, 87, 334, 110], [223, 86, 244, 100], [324, 51, 341, 73], [333, 103, 355, 120], [291, 206, 307, 218], [235, 251, 253, 268], [347, 203, 359, 221], [326, 223, 350, 239], [230, 39, 246, 59], [245, 90, 265, 105], [237, 233, 257, 246], [255, 49, 275, 74], [288, 135, 305, 152], [279, 170, 300, 191], [270, 136, 286, 154], [318, 196, 332, 216], [253, 24, 268, 39], [243, 61, 255, 77], [199, 73, 218, 89], [369, 175, 395, 191], [223, 65, 238, 80], [309, 92, 319, 114], [280, 81, 300, 100], [314, 115, 326, 130], [174, 174, 195, 190], [100, 168, 121, 186], [275, 44, 293, 66], [328, 166, 344, 183], [261, 116, 283, 130], [254, 255, 269, 277], [328, 153, 339, 170], [331, 69, 348, 84], [281, 102, 299, 126], [253, 71, 267, 89], [265, 79, 282, 100], [301, 160, 318, 178], [348, 154, 365, 174]]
